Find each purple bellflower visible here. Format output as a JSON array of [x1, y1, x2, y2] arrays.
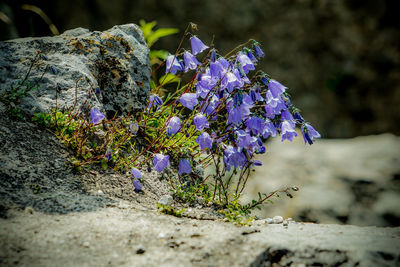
[[133, 179, 143, 191], [246, 51, 257, 63], [148, 95, 163, 111], [90, 108, 105, 125], [166, 55, 183, 74], [180, 93, 199, 110], [237, 52, 255, 74], [166, 116, 181, 135], [223, 145, 248, 171], [190, 36, 209, 55], [178, 159, 192, 175], [153, 153, 170, 172], [183, 51, 200, 72], [104, 149, 112, 161], [196, 132, 213, 150], [262, 120, 277, 139], [252, 160, 263, 166], [194, 113, 209, 130], [281, 120, 298, 142], [131, 167, 142, 179], [254, 44, 265, 58], [302, 123, 321, 145], [268, 79, 287, 98], [245, 116, 265, 135]]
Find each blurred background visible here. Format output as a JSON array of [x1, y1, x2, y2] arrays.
[[1, 0, 399, 226]]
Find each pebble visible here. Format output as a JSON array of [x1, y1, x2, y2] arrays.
[[158, 195, 173, 206], [272, 216, 284, 224], [283, 220, 289, 227], [97, 190, 104, 196], [82, 241, 90, 248], [157, 232, 166, 239], [136, 245, 146, 254]]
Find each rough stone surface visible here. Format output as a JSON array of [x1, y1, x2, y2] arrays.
[[0, 24, 150, 117], [245, 133, 400, 227], [1, 206, 399, 267]]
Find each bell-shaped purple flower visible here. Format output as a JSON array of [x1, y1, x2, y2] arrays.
[[247, 51, 257, 63], [302, 123, 321, 145], [268, 79, 287, 98], [223, 145, 248, 171], [133, 179, 143, 191], [252, 160, 263, 166], [210, 49, 217, 62], [104, 149, 112, 161], [235, 130, 253, 149], [194, 113, 209, 130], [237, 52, 255, 74], [190, 36, 209, 55], [227, 106, 242, 125], [281, 120, 298, 142], [262, 121, 277, 138], [178, 159, 192, 175], [90, 108, 105, 125], [245, 117, 265, 135], [153, 153, 170, 172], [166, 54, 183, 74], [131, 167, 142, 179], [281, 110, 296, 129], [254, 44, 265, 58], [166, 116, 181, 135], [183, 51, 200, 72], [180, 93, 198, 110], [147, 95, 163, 112], [196, 132, 213, 150]]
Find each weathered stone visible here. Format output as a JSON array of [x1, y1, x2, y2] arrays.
[[0, 24, 150, 118], [245, 133, 400, 227], [1, 208, 399, 266]]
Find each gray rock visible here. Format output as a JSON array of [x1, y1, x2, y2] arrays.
[[245, 134, 400, 227], [0, 24, 150, 118], [1, 208, 399, 267], [158, 195, 173, 206]]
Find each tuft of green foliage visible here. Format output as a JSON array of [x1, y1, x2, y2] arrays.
[[157, 203, 185, 217], [0, 51, 46, 119]]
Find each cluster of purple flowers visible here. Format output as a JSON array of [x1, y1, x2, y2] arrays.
[[123, 36, 320, 192], [156, 36, 320, 174]]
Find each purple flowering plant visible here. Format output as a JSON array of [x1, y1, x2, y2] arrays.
[[136, 23, 320, 220], [30, 22, 320, 222]]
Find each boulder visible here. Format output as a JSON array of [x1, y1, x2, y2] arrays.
[[0, 24, 150, 118], [244, 133, 400, 227]]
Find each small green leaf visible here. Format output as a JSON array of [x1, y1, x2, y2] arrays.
[[149, 50, 169, 60], [147, 28, 179, 47], [139, 20, 157, 39], [159, 73, 180, 85]]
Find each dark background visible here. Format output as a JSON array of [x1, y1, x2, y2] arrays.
[[1, 0, 399, 138]]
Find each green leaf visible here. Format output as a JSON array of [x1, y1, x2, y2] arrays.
[[159, 73, 180, 85], [139, 20, 157, 39], [147, 28, 179, 47], [149, 50, 169, 60]]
